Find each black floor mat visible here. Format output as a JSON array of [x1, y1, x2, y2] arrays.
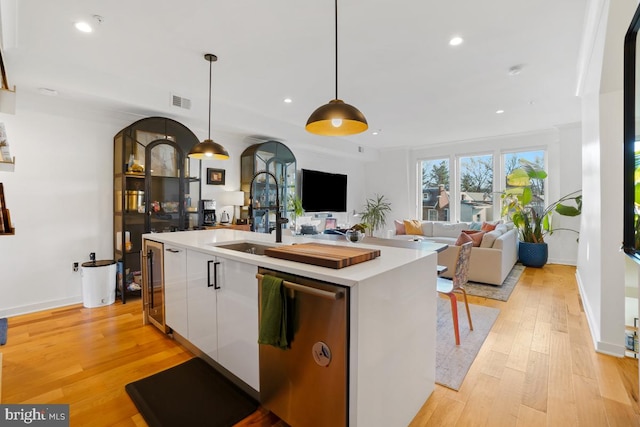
[[125, 357, 258, 427]]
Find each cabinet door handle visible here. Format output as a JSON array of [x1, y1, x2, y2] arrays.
[[207, 260, 214, 287], [214, 261, 221, 289], [148, 250, 154, 308], [165, 248, 181, 253]]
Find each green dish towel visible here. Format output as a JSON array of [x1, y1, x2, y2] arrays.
[[258, 275, 288, 349]]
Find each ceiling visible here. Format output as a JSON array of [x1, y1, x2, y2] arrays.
[[1, 0, 587, 154]]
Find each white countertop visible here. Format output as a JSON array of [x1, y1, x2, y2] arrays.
[[142, 229, 443, 287]]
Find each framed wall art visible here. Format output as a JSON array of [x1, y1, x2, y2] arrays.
[[206, 168, 226, 185]]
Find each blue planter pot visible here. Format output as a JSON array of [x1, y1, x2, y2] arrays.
[[518, 242, 548, 268]]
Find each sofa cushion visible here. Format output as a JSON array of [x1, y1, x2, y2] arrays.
[[480, 229, 503, 248], [421, 221, 433, 237], [461, 230, 485, 247], [433, 222, 468, 238], [403, 219, 423, 235], [394, 220, 406, 235], [455, 232, 473, 246]]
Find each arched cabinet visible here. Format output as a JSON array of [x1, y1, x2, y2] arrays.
[[240, 141, 296, 233], [114, 117, 201, 303]]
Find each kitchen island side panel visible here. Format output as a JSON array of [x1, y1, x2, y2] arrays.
[[349, 253, 437, 427]]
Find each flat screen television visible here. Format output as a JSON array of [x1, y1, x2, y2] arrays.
[[301, 169, 347, 212]]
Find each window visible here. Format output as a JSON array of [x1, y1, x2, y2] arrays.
[[420, 158, 450, 221], [459, 154, 493, 222], [503, 150, 545, 215]]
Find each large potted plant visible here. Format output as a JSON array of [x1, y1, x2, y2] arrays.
[[501, 159, 582, 267], [359, 194, 392, 237]]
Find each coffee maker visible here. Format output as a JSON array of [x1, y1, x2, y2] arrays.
[[201, 200, 216, 226]]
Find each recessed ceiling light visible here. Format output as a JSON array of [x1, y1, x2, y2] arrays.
[[496, 109, 505, 114], [75, 21, 93, 33], [449, 36, 464, 46], [283, 98, 292, 103], [372, 129, 382, 135]]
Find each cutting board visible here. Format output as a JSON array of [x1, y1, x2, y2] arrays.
[[264, 243, 381, 269]]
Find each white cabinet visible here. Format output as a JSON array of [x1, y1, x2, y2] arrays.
[[163, 245, 188, 338], [217, 258, 259, 390], [186, 250, 219, 361], [184, 249, 259, 390]]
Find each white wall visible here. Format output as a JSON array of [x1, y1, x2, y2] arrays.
[[575, 0, 635, 357], [0, 92, 369, 317]]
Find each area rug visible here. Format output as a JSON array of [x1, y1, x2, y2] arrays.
[[0, 318, 6, 345], [463, 264, 525, 301], [125, 357, 258, 427], [436, 298, 499, 390]]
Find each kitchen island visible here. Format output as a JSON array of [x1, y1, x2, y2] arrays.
[[143, 229, 442, 427]]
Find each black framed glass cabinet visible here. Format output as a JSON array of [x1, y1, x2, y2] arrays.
[[240, 141, 297, 233], [114, 117, 201, 303]]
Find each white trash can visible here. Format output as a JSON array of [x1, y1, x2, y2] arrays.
[[81, 260, 117, 308]]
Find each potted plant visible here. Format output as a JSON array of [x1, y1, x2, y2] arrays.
[[501, 159, 582, 267], [287, 194, 304, 232], [359, 194, 392, 237]]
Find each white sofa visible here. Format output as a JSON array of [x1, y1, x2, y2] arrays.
[[390, 221, 519, 285]]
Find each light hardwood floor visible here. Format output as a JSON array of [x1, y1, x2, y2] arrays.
[[0, 264, 637, 426]]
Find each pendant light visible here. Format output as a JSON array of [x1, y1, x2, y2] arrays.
[[188, 53, 230, 160], [306, 0, 368, 136]]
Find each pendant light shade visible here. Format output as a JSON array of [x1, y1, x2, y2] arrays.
[[188, 53, 230, 160], [306, 0, 367, 136], [306, 99, 368, 136]]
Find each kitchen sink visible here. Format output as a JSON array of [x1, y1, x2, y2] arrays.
[[214, 242, 277, 255]]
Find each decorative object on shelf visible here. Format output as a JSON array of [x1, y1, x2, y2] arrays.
[[501, 159, 582, 267], [206, 168, 225, 185], [0, 47, 16, 114], [359, 194, 391, 236], [0, 182, 14, 234], [305, 0, 368, 136], [0, 123, 14, 171], [188, 53, 229, 160]]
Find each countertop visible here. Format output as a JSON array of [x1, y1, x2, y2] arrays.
[[142, 229, 445, 287]]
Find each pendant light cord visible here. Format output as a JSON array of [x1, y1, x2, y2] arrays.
[[334, 0, 339, 100], [208, 57, 212, 139]]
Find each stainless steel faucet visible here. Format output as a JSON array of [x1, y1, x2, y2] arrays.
[[249, 171, 289, 243]]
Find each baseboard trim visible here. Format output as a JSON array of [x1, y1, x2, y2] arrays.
[[0, 296, 82, 319], [575, 270, 625, 357]]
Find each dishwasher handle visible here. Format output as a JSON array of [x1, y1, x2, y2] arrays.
[[256, 273, 343, 300]]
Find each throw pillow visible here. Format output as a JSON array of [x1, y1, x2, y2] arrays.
[[403, 219, 423, 235], [481, 221, 497, 232], [394, 220, 406, 235], [469, 221, 482, 231], [461, 230, 485, 247], [455, 231, 474, 246]]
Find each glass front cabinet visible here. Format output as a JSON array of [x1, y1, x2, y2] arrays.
[[240, 141, 297, 233], [114, 117, 201, 303]]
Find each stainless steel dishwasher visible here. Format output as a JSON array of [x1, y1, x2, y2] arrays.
[[257, 267, 349, 427]]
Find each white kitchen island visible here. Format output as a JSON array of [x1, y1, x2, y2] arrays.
[[143, 229, 442, 427]]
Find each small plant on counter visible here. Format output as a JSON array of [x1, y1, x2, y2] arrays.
[[287, 194, 304, 228]]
